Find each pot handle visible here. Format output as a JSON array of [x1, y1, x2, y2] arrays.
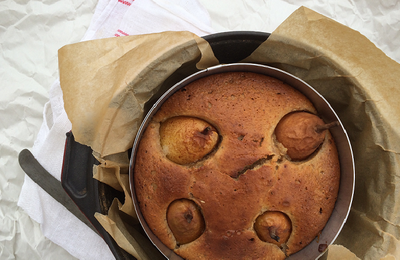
[[61, 131, 136, 260]]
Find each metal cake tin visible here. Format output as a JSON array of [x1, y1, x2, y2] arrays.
[[129, 63, 355, 260]]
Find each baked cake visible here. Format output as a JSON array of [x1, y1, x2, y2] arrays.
[[134, 71, 340, 259]]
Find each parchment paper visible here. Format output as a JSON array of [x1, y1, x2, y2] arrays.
[[59, 31, 218, 158], [58, 30, 219, 258], [243, 7, 400, 259], [58, 7, 400, 260]]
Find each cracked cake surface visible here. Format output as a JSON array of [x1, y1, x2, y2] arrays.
[[133, 71, 340, 260]]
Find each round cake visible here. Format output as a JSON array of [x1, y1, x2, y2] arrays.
[[134, 71, 340, 259]]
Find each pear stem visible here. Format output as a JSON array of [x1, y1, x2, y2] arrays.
[[315, 121, 340, 133], [268, 227, 280, 242], [200, 127, 211, 135]]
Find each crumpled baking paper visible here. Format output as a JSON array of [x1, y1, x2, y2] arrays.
[[58, 6, 400, 260], [59, 31, 218, 158], [243, 7, 400, 259], [58, 30, 219, 259]]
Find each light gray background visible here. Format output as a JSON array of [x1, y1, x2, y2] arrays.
[[1, 0, 399, 259]]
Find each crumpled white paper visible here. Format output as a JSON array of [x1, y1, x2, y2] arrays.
[[1, 0, 399, 259], [1, 0, 99, 259], [198, 0, 400, 63]]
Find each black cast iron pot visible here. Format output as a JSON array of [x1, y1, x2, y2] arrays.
[[61, 31, 354, 260]]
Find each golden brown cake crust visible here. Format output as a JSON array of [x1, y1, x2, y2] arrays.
[[134, 72, 340, 259]]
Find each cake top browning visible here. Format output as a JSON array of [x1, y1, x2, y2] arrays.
[[134, 72, 340, 260]]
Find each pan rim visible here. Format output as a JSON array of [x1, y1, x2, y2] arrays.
[[129, 63, 355, 260]]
